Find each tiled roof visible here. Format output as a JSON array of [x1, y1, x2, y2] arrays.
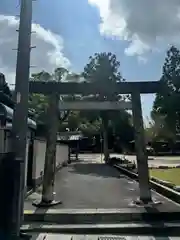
[[57, 134, 82, 141]]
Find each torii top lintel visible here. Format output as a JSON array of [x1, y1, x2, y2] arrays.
[[29, 81, 161, 95]]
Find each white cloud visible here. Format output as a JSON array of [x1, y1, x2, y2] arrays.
[[89, 0, 180, 59], [0, 15, 70, 85]]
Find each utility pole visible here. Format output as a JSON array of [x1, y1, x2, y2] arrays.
[[1, 0, 33, 238]]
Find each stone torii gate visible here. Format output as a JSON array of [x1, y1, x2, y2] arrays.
[[29, 80, 162, 205]]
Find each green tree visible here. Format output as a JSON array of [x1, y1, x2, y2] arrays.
[[152, 46, 180, 143], [83, 52, 123, 84], [29, 68, 74, 125], [109, 110, 134, 144], [145, 116, 165, 143], [146, 116, 176, 144], [79, 118, 102, 136], [82, 52, 131, 160], [29, 71, 52, 123]]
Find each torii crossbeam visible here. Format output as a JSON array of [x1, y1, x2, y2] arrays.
[[58, 101, 132, 110], [29, 81, 161, 94]]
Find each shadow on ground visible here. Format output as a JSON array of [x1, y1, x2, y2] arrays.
[[68, 162, 122, 179]]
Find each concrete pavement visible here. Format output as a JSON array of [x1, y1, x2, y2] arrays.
[[24, 154, 180, 211], [23, 154, 180, 238]]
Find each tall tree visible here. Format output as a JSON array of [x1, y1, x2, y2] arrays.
[[145, 116, 172, 143], [82, 52, 128, 161], [152, 45, 180, 143], [108, 110, 134, 145], [83, 52, 123, 84]]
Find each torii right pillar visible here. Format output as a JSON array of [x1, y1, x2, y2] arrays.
[[131, 90, 152, 204]]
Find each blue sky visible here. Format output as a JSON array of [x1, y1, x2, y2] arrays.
[[0, 0, 173, 120]]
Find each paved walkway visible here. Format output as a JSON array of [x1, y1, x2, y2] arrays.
[[24, 155, 180, 211]]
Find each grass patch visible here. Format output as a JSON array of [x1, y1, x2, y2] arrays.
[[150, 168, 180, 185]]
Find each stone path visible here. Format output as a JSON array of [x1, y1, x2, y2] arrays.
[[24, 154, 180, 211]]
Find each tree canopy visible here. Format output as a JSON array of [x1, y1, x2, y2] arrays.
[[28, 69, 70, 124], [82, 52, 133, 144], [83, 52, 123, 84], [151, 45, 180, 142]]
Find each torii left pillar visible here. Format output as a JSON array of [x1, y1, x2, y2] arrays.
[[33, 93, 62, 207]]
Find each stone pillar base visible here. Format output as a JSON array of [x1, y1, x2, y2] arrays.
[[32, 191, 62, 208], [32, 199, 62, 208], [131, 198, 162, 207], [20, 232, 32, 239]]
